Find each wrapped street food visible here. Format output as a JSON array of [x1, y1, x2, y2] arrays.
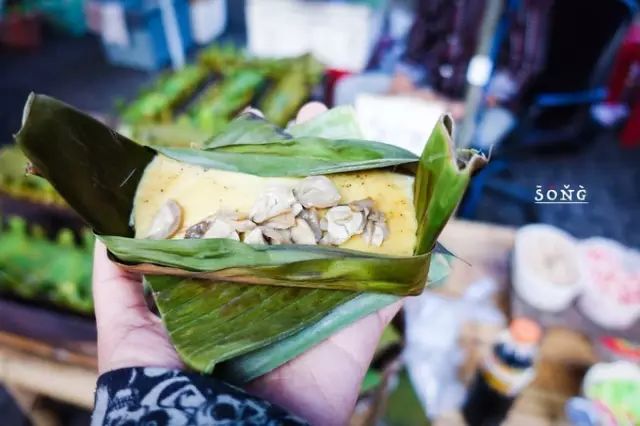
[[16, 94, 485, 383]]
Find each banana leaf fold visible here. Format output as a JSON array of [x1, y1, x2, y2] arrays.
[[16, 93, 486, 382]]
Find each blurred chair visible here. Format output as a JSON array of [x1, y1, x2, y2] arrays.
[[460, 0, 637, 220]]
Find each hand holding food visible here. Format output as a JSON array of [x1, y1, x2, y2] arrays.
[[16, 93, 485, 383]]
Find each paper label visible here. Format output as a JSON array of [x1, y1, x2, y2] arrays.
[[355, 94, 445, 156]]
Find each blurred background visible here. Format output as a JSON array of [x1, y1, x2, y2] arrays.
[[0, 0, 639, 425]]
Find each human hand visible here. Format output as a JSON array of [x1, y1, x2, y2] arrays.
[[388, 71, 417, 94], [93, 102, 403, 426]]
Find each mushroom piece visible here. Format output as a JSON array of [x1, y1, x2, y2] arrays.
[[349, 198, 375, 233], [263, 212, 297, 229], [319, 232, 333, 246], [362, 208, 389, 247], [349, 198, 374, 217], [233, 220, 257, 233], [203, 219, 240, 241], [146, 199, 183, 240], [363, 220, 388, 247], [250, 185, 297, 223], [185, 211, 249, 240], [324, 205, 365, 245], [300, 208, 322, 241], [291, 218, 317, 245], [184, 216, 213, 239], [294, 176, 341, 208], [215, 211, 257, 233], [244, 227, 267, 245], [261, 226, 292, 245], [291, 202, 304, 217]]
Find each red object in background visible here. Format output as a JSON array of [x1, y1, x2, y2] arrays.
[[606, 24, 640, 148], [0, 12, 42, 49], [325, 68, 353, 107]]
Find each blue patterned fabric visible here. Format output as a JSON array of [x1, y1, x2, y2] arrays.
[[92, 367, 308, 426]]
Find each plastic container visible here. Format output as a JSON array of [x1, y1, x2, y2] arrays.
[[578, 238, 640, 329], [581, 361, 640, 425], [101, 0, 192, 70], [190, 0, 226, 45], [246, 0, 386, 72], [512, 224, 583, 312]]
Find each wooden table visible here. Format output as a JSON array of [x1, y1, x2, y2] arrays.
[[0, 220, 596, 424]]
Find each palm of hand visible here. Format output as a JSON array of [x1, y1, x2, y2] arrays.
[[94, 243, 400, 425]]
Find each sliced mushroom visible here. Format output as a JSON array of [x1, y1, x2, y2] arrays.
[[291, 218, 317, 245], [349, 198, 374, 217], [233, 220, 257, 233], [184, 217, 212, 239], [244, 227, 267, 245], [250, 185, 297, 223], [291, 202, 304, 217], [294, 176, 341, 208], [263, 212, 297, 229], [369, 210, 386, 223], [185, 210, 248, 240], [146, 199, 183, 240], [261, 226, 292, 245], [300, 208, 322, 241], [325, 205, 365, 245], [362, 207, 389, 247], [319, 232, 333, 246], [363, 221, 389, 247], [203, 219, 240, 241], [320, 217, 328, 231]]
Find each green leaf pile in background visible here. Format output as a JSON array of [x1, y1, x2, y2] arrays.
[[122, 46, 324, 145], [0, 216, 93, 314], [16, 94, 485, 383], [0, 145, 66, 206]]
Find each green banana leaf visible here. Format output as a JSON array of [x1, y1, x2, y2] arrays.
[[16, 93, 485, 381]]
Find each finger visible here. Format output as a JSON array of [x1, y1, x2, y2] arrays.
[[93, 241, 148, 329], [295, 101, 328, 124]]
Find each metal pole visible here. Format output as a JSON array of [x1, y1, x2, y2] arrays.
[[456, 0, 504, 147]]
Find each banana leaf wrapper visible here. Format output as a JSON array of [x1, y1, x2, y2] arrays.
[[16, 94, 486, 382]]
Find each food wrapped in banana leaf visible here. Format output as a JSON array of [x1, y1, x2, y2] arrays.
[[260, 70, 310, 126], [121, 65, 208, 124], [198, 43, 247, 74], [17, 94, 486, 383], [0, 145, 66, 207], [183, 69, 266, 134], [259, 54, 323, 125], [0, 216, 93, 314]]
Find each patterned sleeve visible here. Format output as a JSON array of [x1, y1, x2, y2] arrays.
[[91, 367, 308, 426]]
